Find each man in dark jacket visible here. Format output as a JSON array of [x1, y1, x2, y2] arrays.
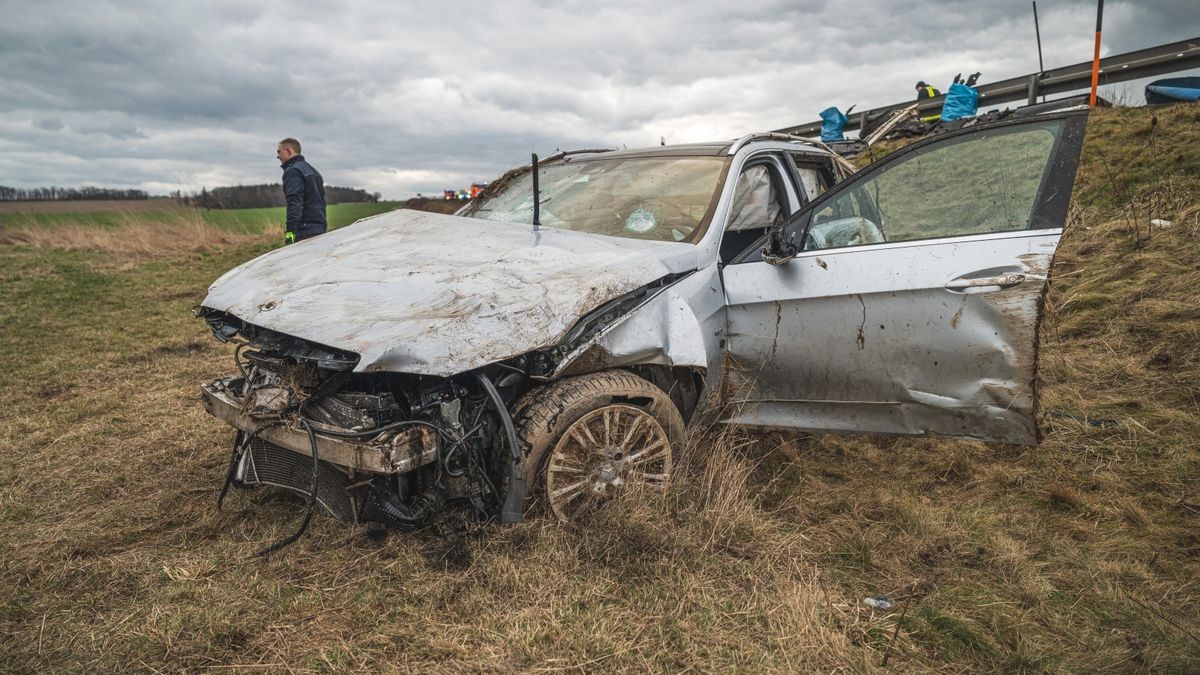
[[276, 138, 327, 244]]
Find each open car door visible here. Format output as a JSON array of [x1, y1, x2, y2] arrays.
[[720, 111, 1088, 444]]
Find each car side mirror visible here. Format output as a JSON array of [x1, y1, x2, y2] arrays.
[[762, 212, 811, 265]]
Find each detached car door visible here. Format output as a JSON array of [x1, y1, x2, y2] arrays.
[[720, 112, 1087, 444]]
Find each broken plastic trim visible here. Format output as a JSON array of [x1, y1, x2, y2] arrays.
[[198, 308, 358, 371]]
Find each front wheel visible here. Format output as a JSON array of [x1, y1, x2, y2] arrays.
[[512, 370, 685, 523]]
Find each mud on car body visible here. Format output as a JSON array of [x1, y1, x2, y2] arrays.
[[199, 112, 1088, 533]]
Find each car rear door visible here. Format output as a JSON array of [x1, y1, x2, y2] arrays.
[[720, 112, 1088, 445]]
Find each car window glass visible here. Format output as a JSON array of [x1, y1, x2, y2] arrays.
[[789, 154, 828, 202], [803, 120, 1063, 252], [795, 168, 824, 202], [463, 157, 724, 243]]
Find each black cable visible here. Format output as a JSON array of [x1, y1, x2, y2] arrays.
[[459, 409, 499, 501], [474, 372, 526, 523], [441, 442, 467, 477], [217, 421, 283, 510], [465, 443, 499, 503], [256, 418, 320, 557], [439, 419, 486, 478], [233, 344, 248, 381]]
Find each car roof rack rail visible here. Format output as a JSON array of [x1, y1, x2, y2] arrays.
[[544, 148, 617, 162], [727, 132, 817, 155]]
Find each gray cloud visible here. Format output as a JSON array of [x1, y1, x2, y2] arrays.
[[0, 0, 1194, 198], [33, 116, 64, 132]]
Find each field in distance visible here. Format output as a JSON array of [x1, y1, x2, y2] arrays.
[[0, 198, 461, 232]]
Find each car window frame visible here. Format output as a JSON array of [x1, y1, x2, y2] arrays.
[[717, 153, 795, 265]]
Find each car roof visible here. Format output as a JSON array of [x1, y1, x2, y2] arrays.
[[560, 142, 731, 161], [558, 137, 828, 163]]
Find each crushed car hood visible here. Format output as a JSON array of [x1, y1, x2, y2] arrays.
[[201, 209, 699, 376]]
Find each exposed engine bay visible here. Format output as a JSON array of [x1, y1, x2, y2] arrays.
[[200, 310, 533, 552], [196, 261, 705, 554]]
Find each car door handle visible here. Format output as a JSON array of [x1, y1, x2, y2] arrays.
[[945, 271, 1038, 291]]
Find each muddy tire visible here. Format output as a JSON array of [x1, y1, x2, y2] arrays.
[[512, 370, 685, 523]]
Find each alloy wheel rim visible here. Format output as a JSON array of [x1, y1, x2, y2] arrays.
[[546, 404, 672, 523]]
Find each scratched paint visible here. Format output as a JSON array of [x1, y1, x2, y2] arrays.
[[720, 232, 1063, 445], [201, 209, 699, 377]]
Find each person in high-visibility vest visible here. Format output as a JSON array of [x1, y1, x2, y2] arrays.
[[914, 81, 943, 123], [914, 81, 941, 100]]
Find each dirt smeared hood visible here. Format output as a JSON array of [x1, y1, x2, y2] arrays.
[[201, 209, 699, 376]]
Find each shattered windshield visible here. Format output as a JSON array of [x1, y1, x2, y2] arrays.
[[462, 156, 726, 243]]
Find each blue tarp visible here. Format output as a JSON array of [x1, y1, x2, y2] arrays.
[[819, 107, 848, 142], [940, 83, 979, 122]]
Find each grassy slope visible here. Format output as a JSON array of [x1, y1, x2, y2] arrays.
[[0, 106, 1197, 671]]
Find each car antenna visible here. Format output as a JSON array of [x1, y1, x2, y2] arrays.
[[531, 153, 541, 231]]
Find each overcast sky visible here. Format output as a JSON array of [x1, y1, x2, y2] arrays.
[[0, 1, 1194, 199]]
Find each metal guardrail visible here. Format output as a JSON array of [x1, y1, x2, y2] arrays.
[[776, 36, 1200, 137]]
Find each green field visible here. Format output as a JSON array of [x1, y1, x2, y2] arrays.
[[1, 106, 1198, 671], [0, 201, 408, 233], [199, 201, 411, 232]]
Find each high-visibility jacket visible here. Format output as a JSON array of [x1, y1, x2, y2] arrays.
[[916, 85, 943, 122]]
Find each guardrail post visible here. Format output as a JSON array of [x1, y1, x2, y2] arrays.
[[1027, 74, 1040, 105]]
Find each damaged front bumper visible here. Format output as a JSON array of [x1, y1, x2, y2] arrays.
[[198, 330, 527, 536], [202, 377, 438, 475]]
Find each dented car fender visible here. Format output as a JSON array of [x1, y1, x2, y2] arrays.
[[553, 263, 726, 379]]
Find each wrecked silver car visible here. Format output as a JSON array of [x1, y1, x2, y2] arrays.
[[199, 112, 1087, 537]]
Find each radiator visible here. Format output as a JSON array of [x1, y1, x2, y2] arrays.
[[237, 438, 359, 524]]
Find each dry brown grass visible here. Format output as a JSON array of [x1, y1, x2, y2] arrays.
[[0, 209, 274, 259], [0, 199, 185, 214]]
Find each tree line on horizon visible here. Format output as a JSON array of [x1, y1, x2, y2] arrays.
[[177, 184, 382, 209], [0, 185, 150, 201]]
